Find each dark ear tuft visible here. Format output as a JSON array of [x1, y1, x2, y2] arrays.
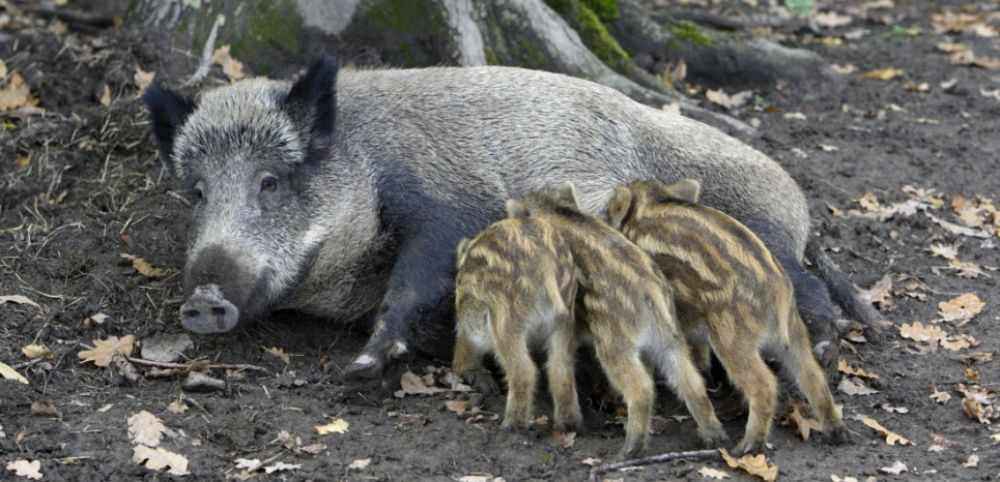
[[285, 54, 339, 153], [606, 186, 633, 229], [143, 84, 195, 171]]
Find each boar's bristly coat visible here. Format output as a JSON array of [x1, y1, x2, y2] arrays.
[[144, 54, 853, 380]]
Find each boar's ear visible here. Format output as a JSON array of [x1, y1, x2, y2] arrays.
[[553, 182, 581, 210], [285, 54, 339, 155], [659, 179, 702, 204], [143, 84, 195, 173], [606, 186, 634, 229], [505, 199, 529, 218]]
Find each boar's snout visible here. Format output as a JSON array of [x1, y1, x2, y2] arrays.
[[181, 244, 265, 333], [180, 284, 240, 334]]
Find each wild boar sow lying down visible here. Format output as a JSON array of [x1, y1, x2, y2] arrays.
[[143, 54, 859, 379], [607, 179, 849, 453]]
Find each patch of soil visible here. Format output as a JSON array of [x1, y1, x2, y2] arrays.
[[1, 0, 998, 480]]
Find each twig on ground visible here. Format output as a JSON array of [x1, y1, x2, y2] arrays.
[[125, 356, 269, 373], [588, 448, 720, 481]]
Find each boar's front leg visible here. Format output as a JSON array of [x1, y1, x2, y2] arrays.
[[342, 232, 457, 380]]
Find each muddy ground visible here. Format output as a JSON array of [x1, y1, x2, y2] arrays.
[[1, 0, 998, 480]]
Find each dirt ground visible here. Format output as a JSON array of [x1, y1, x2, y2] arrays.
[[1, 0, 998, 480]]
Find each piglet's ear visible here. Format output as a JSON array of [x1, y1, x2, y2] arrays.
[[505, 199, 529, 218], [554, 182, 581, 210], [606, 186, 633, 230], [285, 54, 339, 154], [660, 179, 702, 204], [143, 84, 195, 172]]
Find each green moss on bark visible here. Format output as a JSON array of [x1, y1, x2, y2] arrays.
[[544, 0, 629, 71], [669, 20, 713, 47]]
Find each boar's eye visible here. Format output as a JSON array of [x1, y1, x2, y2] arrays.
[[192, 181, 205, 203], [260, 175, 278, 193]]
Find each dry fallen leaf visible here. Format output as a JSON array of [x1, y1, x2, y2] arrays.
[[129, 410, 167, 447], [31, 400, 60, 418], [395, 370, 446, 397], [899, 322, 945, 345], [831, 63, 858, 75], [5, 460, 42, 480], [838, 377, 879, 396], [21, 344, 52, 360], [861, 415, 912, 445], [941, 334, 978, 352], [699, 466, 731, 479], [929, 243, 959, 260], [445, 399, 469, 415], [0, 72, 38, 111], [860, 274, 893, 310], [838, 359, 880, 380], [581, 457, 602, 466], [167, 400, 188, 414], [121, 253, 168, 278], [0, 361, 29, 385], [937, 293, 985, 325], [786, 401, 822, 440], [719, 449, 777, 482], [133, 445, 190, 476], [315, 418, 349, 435], [264, 346, 290, 364], [705, 89, 753, 110], [880, 403, 909, 414], [0, 59, 7, 79], [212, 45, 246, 82], [552, 431, 576, 448], [815, 11, 852, 28], [79, 335, 136, 367], [98, 84, 112, 107], [134, 66, 154, 96], [879, 460, 907, 475], [235, 458, 262, 471], [0, 295, 42, 310], [349, 458, 371, 470], [830, 476, 859, 482], [962, 454, 979, 468], [861, 67, 903, 80]]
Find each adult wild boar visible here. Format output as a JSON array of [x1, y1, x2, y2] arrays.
[[143, 55, 861, 379]]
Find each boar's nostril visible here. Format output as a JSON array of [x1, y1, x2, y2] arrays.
[[182, 309, 201, 319], [211, 306, 227, 316]]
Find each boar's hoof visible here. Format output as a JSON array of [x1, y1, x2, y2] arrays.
[[343, 336, 410, 381], [180, 285, 239, 334]]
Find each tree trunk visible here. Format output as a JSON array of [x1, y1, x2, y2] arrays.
[[125, 0, 831, 135]]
